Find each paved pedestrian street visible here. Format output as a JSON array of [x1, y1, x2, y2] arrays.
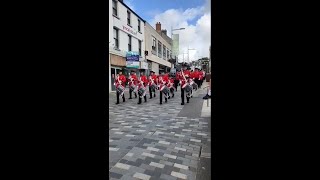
[[108, 85, 211, 180]]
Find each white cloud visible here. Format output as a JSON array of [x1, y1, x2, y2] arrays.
[[148, 3, 211, 63]]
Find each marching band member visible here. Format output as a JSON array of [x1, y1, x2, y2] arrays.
[[159, 73, 169, 104], [137, 71, 148, 104], [174, 70, 180, 91], [114, 70, 126, 104], [128, 70, 138, 99], [168, 76, 175, 98], [193, 68, 200, 88], [179, 64, 192, 105], [148, 71, 157, 99]]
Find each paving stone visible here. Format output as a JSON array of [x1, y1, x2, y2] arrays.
[[133, 172, 151, 180], [171, 171, 187, 179]]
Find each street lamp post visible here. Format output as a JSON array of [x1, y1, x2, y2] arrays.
[[187, 46, 196, 64]]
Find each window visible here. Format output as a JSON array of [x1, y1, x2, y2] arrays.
[[151, 36, 156, 55], [167, 49, 170, 59], [113, 28, 119, 48], [127, 11, 131, 25], [138, 19, 141, 32], [128, 35, 132, 51], [163, 45, 166, 60], [112, 0, 117, 16], [158, 41, 162, 58], [138, 40, 142, 56]]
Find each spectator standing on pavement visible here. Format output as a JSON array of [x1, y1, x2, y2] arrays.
[[203, 78, 211, 99]]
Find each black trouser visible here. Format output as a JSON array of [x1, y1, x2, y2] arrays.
[[149, 86, 156, 98], [160, 91, 168, 104], [170, 88, 174, 97], [195, 79, 201, 88], [129, 88, 137, 99], [174, 80, 179, 91], [181, 86, 189, 104], [138, 94, 147, 104], [116, 91, 125, 104]]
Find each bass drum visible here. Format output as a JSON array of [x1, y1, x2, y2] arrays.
[[185, 85, 192, 92], [116, 85, 125, 95], [161, 86, 170, 95], [138, 88, 145, 96], [192, 83, 198, 90], [150, 84, 156, 91], [129, 85, 135, 92]]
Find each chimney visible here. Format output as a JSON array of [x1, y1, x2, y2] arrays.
[[156, 22, 161, 32], [161, 29, 167, 35]]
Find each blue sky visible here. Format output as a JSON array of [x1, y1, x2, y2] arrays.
[[123, 0, 211, 61], [124, 0, 206, 25]]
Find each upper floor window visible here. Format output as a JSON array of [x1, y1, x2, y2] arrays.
[[127, 11, 131, 25], [152, 36, 156, 55], [128, 35, 132, 51], [138, 19, 141, 32], [113, 28, 119, 48], [158, 41, 162, 58], [112, 0, 117, 16], [167, 49, 170, 59], [163, 45, 166, 60], [138, 40, 142, 56]]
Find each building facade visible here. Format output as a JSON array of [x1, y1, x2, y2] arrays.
[[109, 0, 146, 92], [144, 22, 173, 75]]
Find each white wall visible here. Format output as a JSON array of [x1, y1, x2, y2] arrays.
[[110, 0, 145, 57], [144, 22, 172, 67], [152, 62, 159, 75]]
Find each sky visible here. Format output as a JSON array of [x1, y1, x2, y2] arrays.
[[124, 0, 211, 63]]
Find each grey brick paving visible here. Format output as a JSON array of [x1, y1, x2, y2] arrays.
[[108, 88, 210, 179]]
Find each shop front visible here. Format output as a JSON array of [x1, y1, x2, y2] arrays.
[[110, 54, 126, 91]]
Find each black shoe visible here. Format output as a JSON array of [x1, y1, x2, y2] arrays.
[[160, 103, 162, 105], [181, 103, 184, 105], [168, 96, 170, 99], [138, 102, 141, 104], [203, 94, 209, 99], [116, 102, 119, 104], [129, 97, 132, 99]]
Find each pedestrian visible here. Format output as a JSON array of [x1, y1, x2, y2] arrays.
[[137, 70, 148, 104], [114, 70, 127, 104], [203, 78, 211, 99], [128, 70, 138, 99]]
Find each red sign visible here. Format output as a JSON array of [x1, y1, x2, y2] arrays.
[[123, 26, 137, 36]]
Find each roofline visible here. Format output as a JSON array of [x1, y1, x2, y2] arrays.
[[118, 0, 146, 23]]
